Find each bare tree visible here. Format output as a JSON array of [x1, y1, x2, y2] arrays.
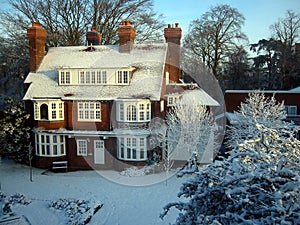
[[1, 0, 164, 47], [183, 4, 247, 78], [270, 10, 300, 88], [165, 93, 215, 171]]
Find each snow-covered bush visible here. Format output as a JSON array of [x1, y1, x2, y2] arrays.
[[161, 92, 300, 224], [49, 198, 102, 225], [0, 98, 31, 162], [6, 193, 31, 206]]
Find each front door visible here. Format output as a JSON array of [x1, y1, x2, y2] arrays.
[[94, 140, 105, 164]]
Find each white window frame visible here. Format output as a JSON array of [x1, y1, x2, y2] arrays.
[[79, 70, 108, 85], [34, 100, 64, 121], [116, 70, 130, 84], [35, 133, 66, 157], [77, 101, 101, 121], [76, 139, 87, 156], [117, 137, 147, 161], [167, 95, 180, 106], [59, 71, 71, 85], [285, 105, 297, 115], [116, 100, 151, 122]]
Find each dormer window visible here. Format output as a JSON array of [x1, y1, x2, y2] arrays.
[[117, 70, 130, 84], [60, 71, 71, 84], [79, 70, 107, 84]]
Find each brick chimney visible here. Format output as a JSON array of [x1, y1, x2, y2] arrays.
[[27, 22, 47, 72], [87, 27, 102, 45], [118, 20, 136, 53], [164, 23, 182, 83]]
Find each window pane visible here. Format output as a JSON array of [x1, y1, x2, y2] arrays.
[[80, 72, 85, 84], [90, 111, 94, 119], [46, 145, 50, 155], [140, 149, 144, 159], [53, 145, 58, 155], [60, 72, 65, 84], [102, 71, 107, 83], [121, 147, 124, 158], [133, 149, 136, 159], [86, 72, 90, 83], [61, 144, 64, 154], [97, 71, 101, 83], [123, 71, 128, 83], [66, 72, 70, 84], [91, 71, 95, 84], [96, 111, 101, 119], [127, 148, 131, 158]]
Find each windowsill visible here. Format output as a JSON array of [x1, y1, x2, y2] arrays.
[[36, 154, 66, 157], [78, 120, 102, 122], [118, 158, 147, 162], [36, 119, 65, 122]]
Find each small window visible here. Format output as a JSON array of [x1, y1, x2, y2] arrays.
[[167, 95, 180, 106], [77, 140, 87, 156], [285, 106, 297, 115], [117, 71, 130, 84], [60, 71, 71, 84]]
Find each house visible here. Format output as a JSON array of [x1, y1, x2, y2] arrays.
[[23, 21, 219, 171], [225, 88, 300, 126]]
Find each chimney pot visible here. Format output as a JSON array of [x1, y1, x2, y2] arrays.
[[175, 23, 179, 28], [87, 27, 102, 45]]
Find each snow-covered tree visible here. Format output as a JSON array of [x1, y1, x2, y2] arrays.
[[226, 91, 288, 150], [164, 94, 215, 172], [0, 98, 31, 162], [161, 92, 300, 224]]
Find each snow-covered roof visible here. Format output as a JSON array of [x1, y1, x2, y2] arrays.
[[181, 89, 220, 106], [226, 87, 300, 94], [23, 43, 167, 101]]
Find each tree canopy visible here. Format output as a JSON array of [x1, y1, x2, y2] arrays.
[[183, 4, 247, 79]]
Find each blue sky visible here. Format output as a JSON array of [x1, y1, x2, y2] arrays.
[[153, 0, 300, 44]]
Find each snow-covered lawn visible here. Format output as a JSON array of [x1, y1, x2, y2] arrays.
[[0, 159, 185, 225]]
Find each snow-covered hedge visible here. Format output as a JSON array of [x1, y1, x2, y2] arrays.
[[49, 198, 102, 225]]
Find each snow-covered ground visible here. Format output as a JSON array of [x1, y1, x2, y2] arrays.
[[0, 159, 186, 225]]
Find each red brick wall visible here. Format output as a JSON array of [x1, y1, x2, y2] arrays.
[[67, 101, 111, 131], [225, 91, 300, 115]]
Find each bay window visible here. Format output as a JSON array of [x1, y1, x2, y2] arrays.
[[34, 100, 64, 121], [117, 137, 147, 161], [35, 133, 66, 157], [116, 100, 151, 122]]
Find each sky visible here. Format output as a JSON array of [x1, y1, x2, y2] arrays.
[[153, 0, 300, 45]]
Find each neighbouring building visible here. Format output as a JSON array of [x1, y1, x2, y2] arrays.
[[23, 21, 219, 171], [225, 88, 300, 126]]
